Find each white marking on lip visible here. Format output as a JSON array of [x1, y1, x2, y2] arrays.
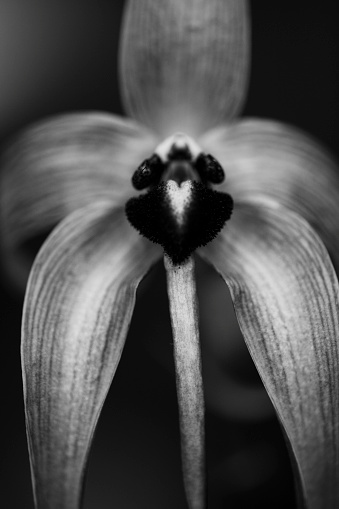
[[165, 180, 193, 226]]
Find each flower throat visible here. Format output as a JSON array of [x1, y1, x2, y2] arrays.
[[125, 133, 233, 264]]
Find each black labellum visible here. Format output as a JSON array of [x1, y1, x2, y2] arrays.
[[125, 182, 233, 265]]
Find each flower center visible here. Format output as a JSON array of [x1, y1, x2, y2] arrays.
[[125, 133, 233, 264]]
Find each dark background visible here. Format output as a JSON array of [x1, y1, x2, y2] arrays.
[[0, 1, 338, 508]]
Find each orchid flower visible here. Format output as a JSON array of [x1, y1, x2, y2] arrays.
[[1, 1, 339, 508]]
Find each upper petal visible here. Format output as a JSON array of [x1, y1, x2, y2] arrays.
[[119, 0, 250, 137], [22, 202, 161, 508], [199, 200, 339, 508], [199, 118, 339, 269], [0, 112, 157, 288]]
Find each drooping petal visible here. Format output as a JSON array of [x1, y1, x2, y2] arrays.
[[199, 200, 339, 509], [200, 118, 339, 269], [22, 202, 161, 509], [119, 0, 250, 137], [164, 255, 205, 509], [0, 112, 158, 288]]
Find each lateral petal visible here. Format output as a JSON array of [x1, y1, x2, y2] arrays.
[[119, 0, 250, 137], [22, 202, 161, 509], [200, 118, 339, 268], [199, 200, 339, 508], [0, 112, 157, 287]]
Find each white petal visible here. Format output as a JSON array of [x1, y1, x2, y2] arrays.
[[200, 201, 339, 508], [22, 202, 161, 508], [200, 118, 339, 270], [0, 112, 157, 288], [119, 0, 250, 137]]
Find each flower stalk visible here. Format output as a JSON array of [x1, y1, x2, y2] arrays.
[[164, 255, 206, 509]]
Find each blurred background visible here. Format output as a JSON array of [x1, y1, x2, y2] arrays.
[[0, 1, 338, 507]]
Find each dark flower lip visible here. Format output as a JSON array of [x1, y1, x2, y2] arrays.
[[127, 135, 232, 264], [125, 180, 233, 264]]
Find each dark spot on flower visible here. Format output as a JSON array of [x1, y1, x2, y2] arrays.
[[127, 143, 233, 264], [125, 181, 233, 264], [132, 154, 164, 190], [167, 144, 192, 161], [195, 153, 225, 184]]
